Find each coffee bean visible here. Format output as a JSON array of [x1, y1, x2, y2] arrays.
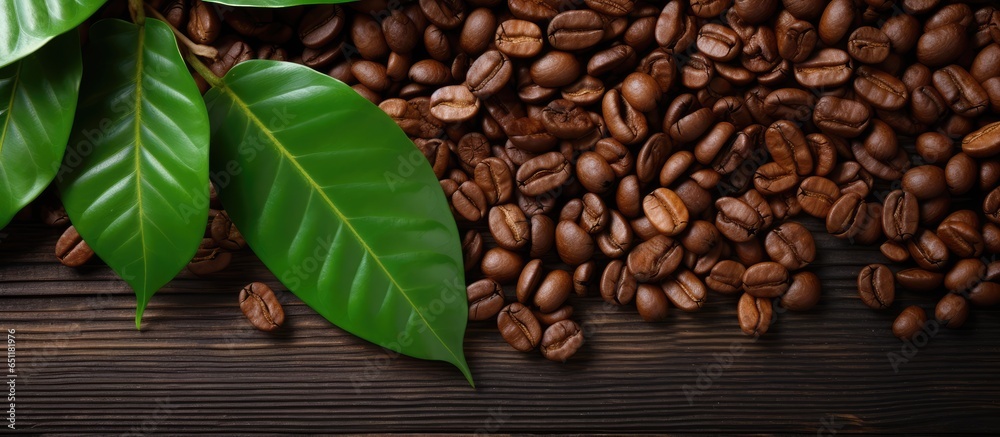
[[738, 292, 773, 336], [743, 262, 790, 298], [579, 193, 609, 235], [776, 10, 817, 63], [534, 305, 574, 326], [906, 229, 950, 271], [848, 26, 890, 64], [636, 283, 670, 322], [600, 259, 637, 305], [764, 222, 816, 271], [880, 240, 910, 263], [430, 85, 480, 122], [576, 152, 615, 194], [488, 204, 530, 251], [468, 278, 505, 321], [603, 89, 648, 146], [516, 152, 572, 197], [642, 188, 689, 236], [936, 293, 970, 328], [188, 238, 232, 276], [937, 220, 985, 258], [896, 267, 945, 293], [496, 19, 543, 58], [481, 247, 524, 284], [715, 197, 765, 242], [969, 281, 1000, 306], [516, 259, 545, 305], [944, 258, 986, 292], [962, 121, 1000, 158], [854, 66, 909, 111], [461, 230, 483, 272], [779, 271, 821, 311], [627, 235, 684, 283], [187, 0, 221, 45], [892, 306, 927, 340], [917, 23, 967, 67], [621, 72, 660, 113], [497, 302, 542, 351], [663, 269, 707, 312], [540, 319, 584, 362], [547, 10, 603, 51], [555, 220, 594, 266], [239, 282, 284, 332], [858, 264, 895, 310]]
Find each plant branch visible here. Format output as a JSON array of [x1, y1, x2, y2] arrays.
[[186, 51, 225, 89], [144, 3, 219, 59], [128, 0, 146, 25]]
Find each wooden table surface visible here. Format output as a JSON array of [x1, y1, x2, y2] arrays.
[[2, 218, 999, 434]]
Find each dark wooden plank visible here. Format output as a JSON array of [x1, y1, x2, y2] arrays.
[[2, 221, 999, 434]]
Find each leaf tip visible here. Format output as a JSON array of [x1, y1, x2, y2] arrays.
[[453, 356, 475, 388]]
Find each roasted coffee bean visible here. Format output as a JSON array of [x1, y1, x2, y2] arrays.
[[596, 210, 633, 259], [906, 229, 950, 271], [210, 211, 246, 251], [534, 269, 572, 313], [962, 121, 1000, 158], [53, 225, 94, 267], [917, 23, 967, 67], [969, 281, 1000, 306], [628, 235, 683, 283], [576, 152, 615, 194], [848, 26, 890, 64], [573, 261, 595, 296], [530, 51, 581, 88], [775, 10, 817, 63], [858, 264, 894, 310], [462, 230, 483, 272], [944, 258, 986, 292], [496, 19, 543, 58], [580, 193, 609, 234], [636, 283, 670, 321], [603, 89, 648, 146], [239, 282, 284, 332], [468, 278, 505, 321], [489, 204, 530, 251], [541, 99, 593, 140], [555, 220, 595, 266], [738, 292, 773, 336], [453, 180, 488, 221], [764, 222, 816, 271], [780, 271, 821, 311], [765, 120, 812, 176], [919, 195, 951, 226], [945, 153, 978, 195], [662, 269, 707, 312], [430, 85, 480, 122], [896, 267, 945, 293], [642, 188, 689, 236], [893, 306, 927, 340], [527, 214, 554, 259], [697, 23, 742, 62], [936, 293, 970, 328], [715, 197, 765, 242], [473, 157, 514, 205], [481, 247, 524, 284], [187, 231, 234, 274], [678, 220, 719, 256], [621, 72, 660, 113], [706, 260, 746, 295], [516, 152, 571, 197], [466, 50, 512, 98], [516, 259, 545, 305], [933, 65, 989, 117], [743, 262, 790, 298], [881, 240, 910, 263], [813, 96, 870, 138], [863, 119, 900, 162], [547, 10, 603, 51], [826, 192, 868, 240], [187, 0, 221, 45], [916, 132, 954, 164], [601, 259, 637, 305], [882, 190, 919, 242], [854, 66, 908, 111], [937, 220, 985, 258], [796, 176, 840, 218], [794, 49, 853, 90], [498, 302, 542, 351], [539, 319, 584, 361]]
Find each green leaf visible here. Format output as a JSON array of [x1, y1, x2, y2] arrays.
[[58, 18, 210, 328], [203, 0, 354, 7], [0, 0, 106, 68], [0, 31, 82, 229], [204, 60, 472, 385]]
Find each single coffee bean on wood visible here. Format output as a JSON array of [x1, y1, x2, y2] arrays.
[[892, 306, 928, 341], [55, 225, 94, 267], [239, 282, 285, 332], [497, 302, 542, 352], [540, 319, 584, 362], [858, 264, 895, 310]]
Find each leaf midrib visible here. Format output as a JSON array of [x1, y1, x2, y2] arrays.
[[132, 24, 150, 319], [217, 80, 462, 364]]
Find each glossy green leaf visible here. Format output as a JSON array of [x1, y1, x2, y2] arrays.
[[204, 60, 472, 384], [203, 0, 354, 7], [0, 0, 106, 68], [58, 18, 210, 328], [0, 32, 82, 229]]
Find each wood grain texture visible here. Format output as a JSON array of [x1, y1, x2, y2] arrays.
[[2, 220, 999, 434]]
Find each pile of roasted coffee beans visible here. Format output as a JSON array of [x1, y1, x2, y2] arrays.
[[28, 0, 1000, 359]]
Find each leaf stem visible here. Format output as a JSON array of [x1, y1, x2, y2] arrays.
[[128, 0, 146, 26], [186, 51, 225, 89], [144, 3, 218, 59]]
